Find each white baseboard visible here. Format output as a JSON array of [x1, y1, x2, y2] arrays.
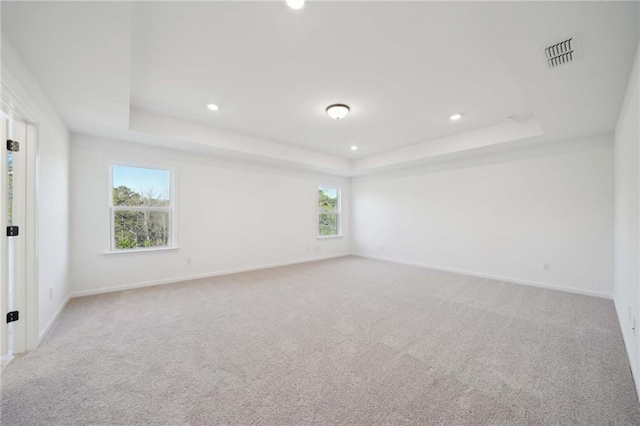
[[354, 253, 613, 299], [70, 254, 351, 298], [39, 294, 71, 343], [1, 354, 15, 371], [613, 298, 640, 403]]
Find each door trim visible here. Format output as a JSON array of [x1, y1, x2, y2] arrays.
[[1, 78, 40, 352]]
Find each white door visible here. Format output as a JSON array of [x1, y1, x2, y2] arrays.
[[1, 116, 27, 365]]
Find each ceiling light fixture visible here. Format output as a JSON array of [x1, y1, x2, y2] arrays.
[[286, 0, 305, 10], [326, 104, 350, 120], [350, 145, 358, 151], [449, 113, 462, 121], [207, 103, 219, 111]]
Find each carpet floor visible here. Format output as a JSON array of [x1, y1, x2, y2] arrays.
[[1, 256, 639, 425]]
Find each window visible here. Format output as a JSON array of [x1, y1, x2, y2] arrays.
[[317, 186, 341, 237], [110, 164, 174, 251]]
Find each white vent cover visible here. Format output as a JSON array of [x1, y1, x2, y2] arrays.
[[544, 34, 582, 68]]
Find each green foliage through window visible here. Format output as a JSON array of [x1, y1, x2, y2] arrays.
[[114, 208, 169, 249], [318, 187, 339, 236], [111, 165, 172, 250]]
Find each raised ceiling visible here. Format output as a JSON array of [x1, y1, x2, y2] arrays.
[[1, 1, 638, 175], [129, 2, 530, 158]]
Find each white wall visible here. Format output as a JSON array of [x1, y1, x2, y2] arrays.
[[1, 38, 71, 339], [614, 45, 640, 387], [352, 135, 615, 298], [69, 135, 351, 296]]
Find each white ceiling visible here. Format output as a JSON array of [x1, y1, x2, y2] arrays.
[[1, 1, 638, 175], [130, 2, 530, 158], [1, 2, 133, 132]]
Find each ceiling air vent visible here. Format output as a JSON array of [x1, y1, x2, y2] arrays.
[[544, 34, 581, 68]]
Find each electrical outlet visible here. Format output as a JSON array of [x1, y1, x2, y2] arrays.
[[380, 245, 385, 251], [186, 258, 192, 266], [542, 263, 551, 272], [49, 288, 53, 300]]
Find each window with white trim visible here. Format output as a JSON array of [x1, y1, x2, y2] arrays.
[[110, 164, 174, 251], [317, 186, 341, 237]]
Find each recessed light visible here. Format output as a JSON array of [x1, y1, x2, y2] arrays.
[[207, 103, 219, 111], [286, 0, 305, 10], [350, 145, 358, 151], [450, 113, 462, 121], [326, 104, 350, 120]]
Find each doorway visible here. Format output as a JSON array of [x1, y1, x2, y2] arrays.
[[1, 113, 31, 367]]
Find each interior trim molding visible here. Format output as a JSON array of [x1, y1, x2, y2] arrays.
[[1, 79, 40, 124], [613, 298, 640, 403], [39, 294, 71, 344], [0, 354, 15, 371], [354, 253, 613, 299], [69, 254, 351, 299], [2, 78, 42, 352]]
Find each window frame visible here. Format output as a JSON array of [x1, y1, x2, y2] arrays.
[[317, 185, 342, 239], [107, 160, 178, 254]]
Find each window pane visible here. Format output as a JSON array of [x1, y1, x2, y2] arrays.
[[114, 210, 169, 249], [318, 187, 338, 212], [318, 212, 339, 236], [113, 165, 170, 207]]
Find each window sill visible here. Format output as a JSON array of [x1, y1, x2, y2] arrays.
[[316, 235, 343, 240], [103, 247, 180, 255]]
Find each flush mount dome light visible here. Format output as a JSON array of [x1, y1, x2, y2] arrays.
[[449, 113, 462, 121], [207, 103, 219, 111], [326, 104, 350, 120], [286, 0, 305, 10], [350, 145, 358, 151]]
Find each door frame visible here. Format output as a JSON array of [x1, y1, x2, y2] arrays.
[[1, 78, 40, 353]]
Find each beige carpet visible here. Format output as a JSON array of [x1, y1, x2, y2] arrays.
[[1, 256, 639, 425]]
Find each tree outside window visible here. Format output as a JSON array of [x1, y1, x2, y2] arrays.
[[111, 165, 173, 250], [318, 186, 340, 237]]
